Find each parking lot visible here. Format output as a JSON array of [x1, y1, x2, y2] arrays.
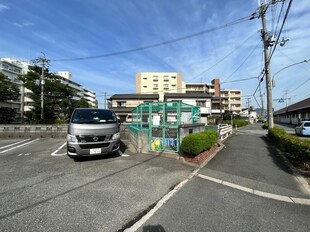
[[0, 138, 194, 232]]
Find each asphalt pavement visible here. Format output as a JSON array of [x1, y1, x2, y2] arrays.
[[132, 123, 310, 232], [200, 124, 310, 197]]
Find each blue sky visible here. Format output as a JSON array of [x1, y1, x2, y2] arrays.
[[1, 0, 309, 110]]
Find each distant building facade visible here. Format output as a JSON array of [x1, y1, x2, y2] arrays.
[[0, 58, 31, 120], [184, 79, 242, 115], [57, 71, 97, 108], [0, 58, 98, 122], [108, 94, 159, 122], [136, 72, 184, 101], [164, 93, 212, 124], [274, 97, 310, 125]]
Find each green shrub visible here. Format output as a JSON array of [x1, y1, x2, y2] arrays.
[[223, 119, 248, 127], [268, 127, 310, 161], [181, 129, 218, 157], [262, 121, 268, 129]]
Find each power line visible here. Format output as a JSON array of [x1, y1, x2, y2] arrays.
[[50, 14, 254, 62], [222, 41, 261, 82], [221, 76, 258, 84], [188, 31, 258, 82], [267, 0, 293, 65]]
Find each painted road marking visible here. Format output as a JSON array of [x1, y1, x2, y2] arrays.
[[0, 139, 31, 150], [0, 139, 40, 154], [124, 168, 200, 232], [51, 142, 67, 156], [17, 153, 32, 157], [118, 150, 130, 157], [197, 173, 310, 206]]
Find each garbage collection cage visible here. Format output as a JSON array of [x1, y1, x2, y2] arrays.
[[128, 101, 201, 153]]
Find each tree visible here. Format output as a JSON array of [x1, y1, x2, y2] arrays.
[[0, 73, 19, 102], [75, 98, 91, 108], [19, 65, 77, 122], [0, 73, 20, 124]]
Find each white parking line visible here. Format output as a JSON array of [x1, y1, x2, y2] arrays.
[[118, 150, 130, 157], [0, 139, 40, 154], [197, 173, 310, 206], [0, 139, 31, 150], [51, 142, 67, 156]]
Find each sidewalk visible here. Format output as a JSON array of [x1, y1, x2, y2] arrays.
[[199, 123, 310, 199]]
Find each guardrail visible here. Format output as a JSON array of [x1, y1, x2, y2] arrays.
[[218, 124, 233, 140]]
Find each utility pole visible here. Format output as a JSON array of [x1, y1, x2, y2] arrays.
[[33, 53, 49, 120], [259, 1, 274, 128], [104, 92, 107, 109], [100, 92, 108, 109], [245, 97, 251, 114]]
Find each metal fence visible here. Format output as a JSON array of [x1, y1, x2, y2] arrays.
[[128, 101, 201, 153]]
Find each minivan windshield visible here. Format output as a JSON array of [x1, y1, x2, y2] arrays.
[[71, 109, 117, 124]]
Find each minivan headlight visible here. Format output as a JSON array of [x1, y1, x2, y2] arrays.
[[67, 134, 77, 143], [112, 132, 120, 140]]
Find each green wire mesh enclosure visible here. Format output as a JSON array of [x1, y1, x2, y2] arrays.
[[128, 101, 201, 153]]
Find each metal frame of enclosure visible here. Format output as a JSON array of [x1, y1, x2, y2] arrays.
[[128, 101, 201, 153]]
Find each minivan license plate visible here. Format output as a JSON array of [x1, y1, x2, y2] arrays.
[[90, 148, 101, 154]]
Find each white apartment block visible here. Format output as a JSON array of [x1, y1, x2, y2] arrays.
[[57, 71, 97, 108], [0, 57, 98, 122], [136, 72, 184, 101], [0, 58, 30, 119]]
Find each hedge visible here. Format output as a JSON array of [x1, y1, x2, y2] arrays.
[[268, 127, 310, 161], [223, 119, 248, 127], [181, 129, 218, 157]]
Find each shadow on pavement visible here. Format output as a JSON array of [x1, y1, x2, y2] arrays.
[[261, 135, 294, 175], [143, 224, 166, 232]]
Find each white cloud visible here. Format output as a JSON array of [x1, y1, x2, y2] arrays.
[[12, 21, 35, 28], [0, 3, 8, 12]]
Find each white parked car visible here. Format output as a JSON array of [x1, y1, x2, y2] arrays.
[[295, 121, 310, 136]]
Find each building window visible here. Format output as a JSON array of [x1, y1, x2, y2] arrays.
[[143, 77, 147, 80], [143, 86, 147, 88], [153, 84, 158, 88], [171, 76, 176, 79], [163, 75, 169, 81], [117, 101, 126, 107], [196, 100, 206, 107], [153, 75, 158, 81]]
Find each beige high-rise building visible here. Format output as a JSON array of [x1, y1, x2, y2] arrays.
[[136, 72, 184, 101]]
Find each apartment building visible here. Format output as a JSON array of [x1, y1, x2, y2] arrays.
[[0, 58, 29, 119], [57, 71, 97, 107], [1, 58, 98, 122], [185, 79, 242, 114], [136, 72, 184, 101], [220, 89, 242, 113]]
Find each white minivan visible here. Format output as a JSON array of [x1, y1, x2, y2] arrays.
[[67, 108, 120, 159]]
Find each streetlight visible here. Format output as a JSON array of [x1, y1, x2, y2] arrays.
[[272, 58, 310, 87]]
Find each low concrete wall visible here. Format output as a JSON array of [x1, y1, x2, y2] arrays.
[[0, 124, 68, 138], [0, 124, 130, 139]]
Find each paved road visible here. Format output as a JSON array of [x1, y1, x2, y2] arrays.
[[1, 124, 310, 232], [0, 138, 193, 232], [133, 124, 310, 232]]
